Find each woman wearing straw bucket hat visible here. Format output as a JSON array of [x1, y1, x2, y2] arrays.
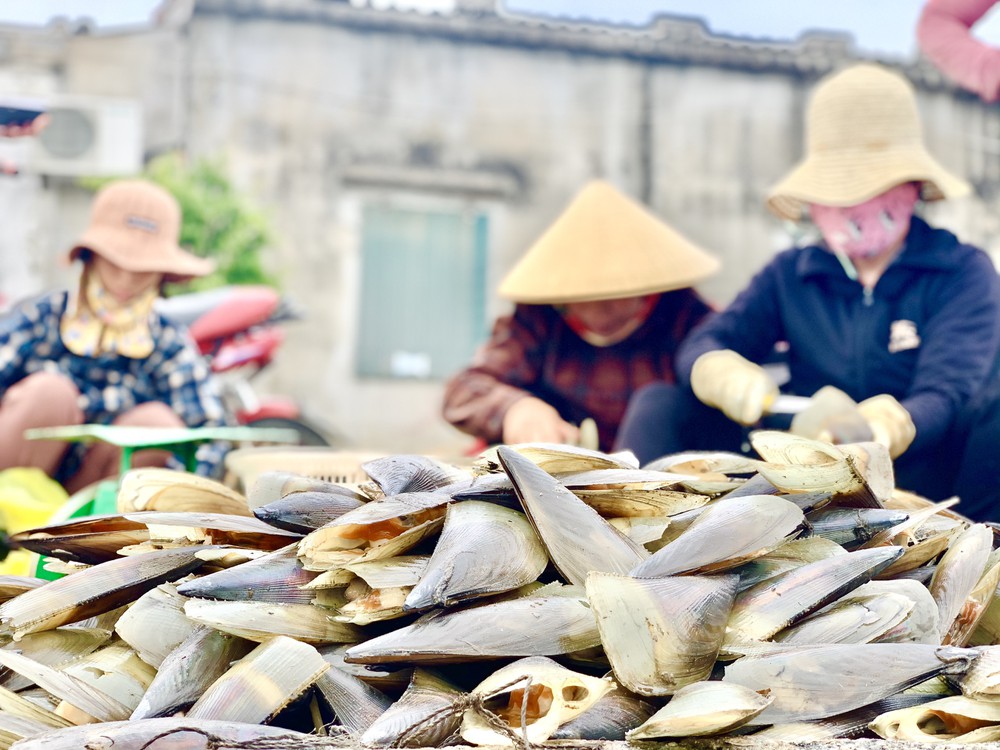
[[0, 178, 231, 492], [625, 63, 1000, 520], [442, 179, 720, 452]]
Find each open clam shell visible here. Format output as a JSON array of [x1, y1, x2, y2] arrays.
[[0, 627, 109, 692], [124, 511, 300, 550], [724, 546, 904, 648], [733, 537, 846, 592], [630, 495, 805, 578], [774, 586, 914, 646], [187, 635, 329, 724], [460, 656, 614, 746], [131, 626, 254, 720], [497, 446, 646, 585], [176, 543, 318, 604], [405, 501, 546, 610], [958, 646, 1000, 699], [118, 468, 251, 515], [113, 583, 199, 667], [753, 693, 937, 742], [943, 559, 1000, 647], [248, 470, 366, 510], [360, 668, 465, 748], [9, 515, 150, 565], [549, 685, 656, 740], [930, 523, 993, 643], [363, 455, 469, 496], [0, 546, 208, 639], [869, 694, 1000, 742], [345, 586, 600, 665], [59, 642, 157, 715], [805, 507, 909, 549], [477, 443, 637, 476], [723, 643, 977, 724], [627, 682, 773, 739], [642, 451, 763, 476], [586, 572, 736, 696], [253, 490, 366, 534], [315, 664, 392, 735]]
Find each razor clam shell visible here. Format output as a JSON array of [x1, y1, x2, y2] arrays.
[[630, 495, 805, 578], [642, 451, 764, 475], [360, 668, 466, 748], [336, 585, 411, 625], [0, 684, 73, 730], [300, 516, 445, 571], [930, 523, 993, 643], [8, 718, 314, 750], [0, 546, 209, 638], [733, 536, 846, 592], [253, 490, 365, 534], [0, 712, 53, 746], [363, 455, 469, 496], [724, 545, 904, 647], [344, 588, 601, 664], [723, 643, 977, 724], [131, 626, 254, 720], [0, 628, 109, 689], [497, 446, 646, 585], [319, 644, 414, 691], [461, 656, 615, 746], [405, 501, 546, 610], [113, 583, 198, 667], [586, 573, 737, 696], [627, 681, 773, 739], [118, 467, 251, 516], [477, 443, 637, 476], [549, 687, 656, 740], [59, 643, 156, 714], [176, 543, 318, 604], [345, 556, 430, 589], [869, 694, 1000, 741], [0, 649, 131, 722], [752, 693, 937, 741], [805, 507, 910, 549], [187, 635, 329, 723], [183, 599, 363, 644], [9, 515, 150, 565], [123, 511, 300, 549], [315, 665, 392, 735], [248, 470, 366, 509]]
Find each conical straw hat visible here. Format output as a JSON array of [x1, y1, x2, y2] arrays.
[[767, 63, 970, 221], [499, 181, 720, 304]]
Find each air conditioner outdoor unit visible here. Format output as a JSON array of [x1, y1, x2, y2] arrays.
[[29, 95, 143, 177]]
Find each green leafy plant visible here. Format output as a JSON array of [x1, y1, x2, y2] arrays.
[[82, 152, 279, 293]]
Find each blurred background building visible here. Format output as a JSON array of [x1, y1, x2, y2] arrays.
[[0, 0, 997, 453]]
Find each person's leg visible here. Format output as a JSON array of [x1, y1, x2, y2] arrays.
[[0, 372, 83, 475], [614, 382, 745, 465], [64, 402, 185, 494]]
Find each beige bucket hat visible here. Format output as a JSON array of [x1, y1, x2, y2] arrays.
[[499, 180, 720, 304], [69, 179, 215, 281], [767, 63, 970, 222]]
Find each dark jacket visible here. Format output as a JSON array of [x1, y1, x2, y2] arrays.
[[676, 217, 1000, 452], [443, 289, 713, 451]]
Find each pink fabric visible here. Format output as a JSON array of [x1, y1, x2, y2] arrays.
[[917, 0, 1000, 102], [809, 183, 921, 260]]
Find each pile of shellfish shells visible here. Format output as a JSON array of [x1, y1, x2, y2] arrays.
[[2, 431, 1000, 748]]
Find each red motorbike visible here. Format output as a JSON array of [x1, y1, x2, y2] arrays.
[[157, 285, 331, 446]]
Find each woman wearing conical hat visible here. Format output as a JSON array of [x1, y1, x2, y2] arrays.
[[622, 63, 1000, 520], [441, 180, 719, 452], [0, 179, 230, 491]]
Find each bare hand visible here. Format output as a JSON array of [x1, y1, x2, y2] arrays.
[[502, 396, 580, 445]]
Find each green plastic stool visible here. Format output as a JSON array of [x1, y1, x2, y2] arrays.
[[25, 424, 300, 579]]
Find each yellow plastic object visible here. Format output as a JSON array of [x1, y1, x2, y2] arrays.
[[0, 468, 69, 576]]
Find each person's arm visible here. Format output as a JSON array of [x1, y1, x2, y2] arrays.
[[917, 0, 1000, 102], [901, 251, 1000, 451], [442, 307, 576, 445], [152, 331, 231, 476]]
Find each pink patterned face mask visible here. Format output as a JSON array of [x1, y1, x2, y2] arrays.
[[809, 183, 919, 260]]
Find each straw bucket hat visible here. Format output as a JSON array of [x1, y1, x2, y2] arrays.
[[69, 179, 215, 281], [767, 63, 970, 222], [499, 180, 720, 304]]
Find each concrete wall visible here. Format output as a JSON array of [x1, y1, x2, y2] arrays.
[[3, 2, 999, 455]]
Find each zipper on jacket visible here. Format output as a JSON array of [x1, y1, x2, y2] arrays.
[[862, 286, 874, 307]]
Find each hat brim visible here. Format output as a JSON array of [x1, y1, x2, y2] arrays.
[[767, 146, 971, 221], [70, 227, 215, 283]]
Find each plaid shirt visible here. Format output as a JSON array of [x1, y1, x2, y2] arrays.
[[442, 289, 713, 451], [0, 290, 229, 480]]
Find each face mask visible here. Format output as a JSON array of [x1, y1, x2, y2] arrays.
[[809, 183, 919, 260], [560, 295, 659, 348]]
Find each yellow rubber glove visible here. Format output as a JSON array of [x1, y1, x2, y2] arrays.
[[856, 394, 915, 459], [502, 396, 580, 445], [690, 350, 779, 425]]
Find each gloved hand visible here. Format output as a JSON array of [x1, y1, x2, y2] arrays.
[[856, 394, 915, 459], [502, 396, 580, 445], [691, 349, 778, 425]]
